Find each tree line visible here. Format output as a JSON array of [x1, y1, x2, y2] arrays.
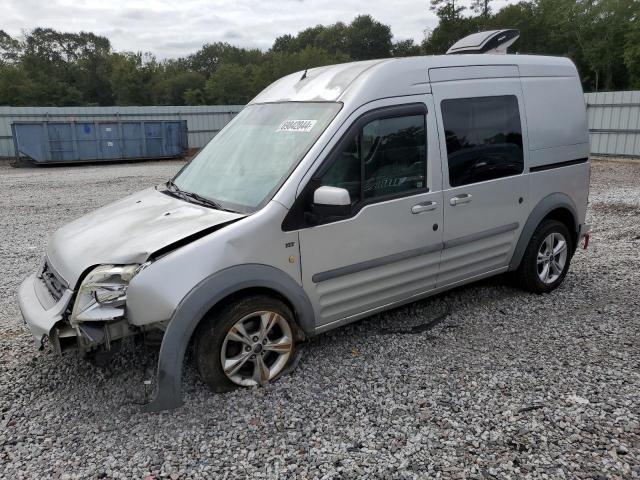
[[0, 0, 638, 106]]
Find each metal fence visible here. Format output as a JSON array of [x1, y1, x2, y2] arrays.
[[1, 94, 639, 159], [585, 91, 640, 158], [0, 105, 244, 158]]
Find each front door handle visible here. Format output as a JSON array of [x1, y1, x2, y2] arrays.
[[449, 194, 472, 206], [411, 201, 438, 214]]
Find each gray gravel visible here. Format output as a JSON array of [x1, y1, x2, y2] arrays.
[[0, 158, 639, 479]]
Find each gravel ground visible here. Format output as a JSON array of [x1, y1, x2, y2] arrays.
[[0, 158, 638, 479]]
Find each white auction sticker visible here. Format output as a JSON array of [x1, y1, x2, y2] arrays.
[[276, 119, 317, 133]]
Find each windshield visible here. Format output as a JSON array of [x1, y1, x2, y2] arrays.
[[173, 102, 342, 213]]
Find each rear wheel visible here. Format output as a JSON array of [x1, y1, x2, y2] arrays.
[[195, 295, 296, 392], [516, 219, 573, 293]]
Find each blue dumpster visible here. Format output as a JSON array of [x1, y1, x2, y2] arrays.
[[12, 120, 188, 164]]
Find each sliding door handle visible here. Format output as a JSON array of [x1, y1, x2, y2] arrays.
[[449, 194, 472, 206], [411, 201, 438, 214]]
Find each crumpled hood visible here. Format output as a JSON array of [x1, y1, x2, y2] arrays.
[[47, 187, 245, 286]]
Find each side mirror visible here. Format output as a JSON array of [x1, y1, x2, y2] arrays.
[[311, 186, 351, 220], [314, 186, 351, 206]]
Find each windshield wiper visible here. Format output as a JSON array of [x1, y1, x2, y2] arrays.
[[165, 180, 225, 211], [181, 190, 224, 210]]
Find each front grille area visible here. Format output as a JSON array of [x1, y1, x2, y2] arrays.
[[41, 259, 67, 302]]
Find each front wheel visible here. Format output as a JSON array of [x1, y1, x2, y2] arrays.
[[516, 219, 573, 293], [195, 295, 296, 392]]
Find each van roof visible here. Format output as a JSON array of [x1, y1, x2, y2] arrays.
[[250, 54, 578, 106]]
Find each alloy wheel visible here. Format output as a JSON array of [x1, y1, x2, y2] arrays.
[[220, 311, 293, 387], [537, 232, 568, 284]]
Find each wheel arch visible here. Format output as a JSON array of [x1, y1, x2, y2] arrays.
[[542, 207, 578, 248], [509, 193, 579, 271], [142, 264, 315, 412], [191, 286, 308, 345]]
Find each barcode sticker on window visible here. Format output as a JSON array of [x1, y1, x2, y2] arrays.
[[276, 120, 317, 133]]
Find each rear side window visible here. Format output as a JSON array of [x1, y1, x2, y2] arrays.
[[441, 95, 523, 187]]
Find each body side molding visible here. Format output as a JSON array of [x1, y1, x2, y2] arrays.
[[143, 264, 315, 412], [443, 222, 519, 250], [529, 157, 588, 173], [312, 222, 520, 284], [312, 243, 442, 283], [508, 193, 579, 271]]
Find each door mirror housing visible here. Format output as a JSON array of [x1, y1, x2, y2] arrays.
[[313, 186, 351, 206], [311, 186, 352, 220]]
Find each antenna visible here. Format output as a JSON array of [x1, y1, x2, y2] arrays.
[[300, 69, 308, 81], [446, 29, 520, 55]]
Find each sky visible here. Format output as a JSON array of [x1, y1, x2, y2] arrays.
[[2, 0, 516, 59]]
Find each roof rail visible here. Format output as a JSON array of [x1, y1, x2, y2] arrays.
[[446, 29, 520, 55]]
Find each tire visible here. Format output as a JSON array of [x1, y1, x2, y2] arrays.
[[195, 295, 296, 393], [516, 219, 573, 293]]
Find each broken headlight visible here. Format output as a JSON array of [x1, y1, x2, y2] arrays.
[[70, 265, 140, 324]]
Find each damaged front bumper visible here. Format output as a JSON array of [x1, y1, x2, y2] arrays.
[[18, 273, 74, 350], [18, 272, 139, 354]]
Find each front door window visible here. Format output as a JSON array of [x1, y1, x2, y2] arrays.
[[319, 112, 427, 208]]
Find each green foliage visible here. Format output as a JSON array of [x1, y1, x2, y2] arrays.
[[0, 4, 637, 106], [346, 15, 393, 59], [574, 0, 638, 90], [624, 14, 640, 88], [391, 39, 422, 57], [429, 0, 466, 22], [270, 15, 391, 59], [153, 70, 206, 105], [423, 0, 638, 92], [201, 46, 350, 104], [187, 42, 263, 76], [423, 16, 479, 55], [108, 52, 157, 105], [471, 0, 493, 17], [204, 63, 254, 104], [0, 30, 22, 64], [0, 65, 36, 105]]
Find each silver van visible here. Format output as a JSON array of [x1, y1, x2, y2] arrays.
[[18, 32, 591, 410]]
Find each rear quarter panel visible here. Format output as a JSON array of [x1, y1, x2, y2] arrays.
[[528, 163, 590, 227], [520, 73, 590, 226]]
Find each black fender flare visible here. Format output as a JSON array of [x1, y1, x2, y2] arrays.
[[142, 264, 315, 412], [508, 193, 579, 271]]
